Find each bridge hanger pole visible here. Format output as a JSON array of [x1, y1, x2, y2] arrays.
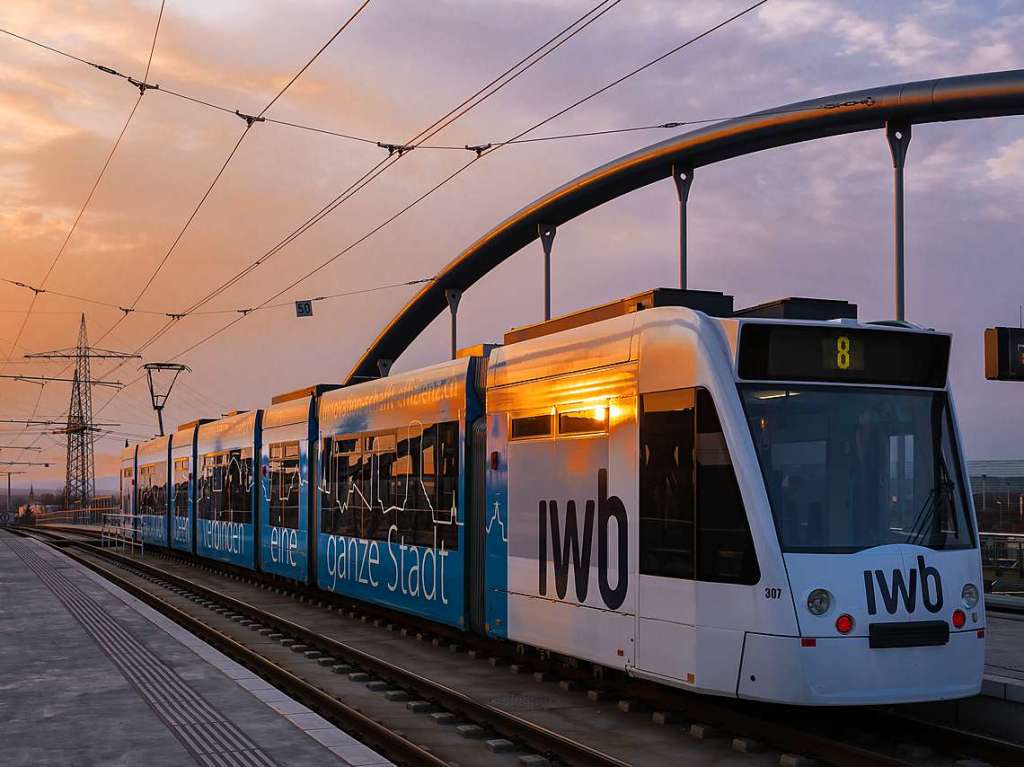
[[886, 122, 912, 321], [445, 289, 462, 360], [672, 164, 694, 290], [539, 224, 556, 320]]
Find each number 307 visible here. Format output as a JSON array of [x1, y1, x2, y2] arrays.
[[764, 587, 783, 599]]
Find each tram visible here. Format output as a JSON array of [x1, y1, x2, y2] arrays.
[[121, 289, 984, 705]]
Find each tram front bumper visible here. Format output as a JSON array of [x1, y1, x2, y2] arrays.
[[737, 629, 984, 705]]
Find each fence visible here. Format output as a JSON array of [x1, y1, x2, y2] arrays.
[[980, 532, 1024, 594], [31, 497, 117, 526], [100, 512, 143, 558]]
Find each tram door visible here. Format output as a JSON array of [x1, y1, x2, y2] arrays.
[[635, 388, 759, 692], [467, 417, 487, 634]]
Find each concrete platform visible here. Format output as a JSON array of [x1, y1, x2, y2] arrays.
[[984, 610, 1024, 701], [0, 531, 393, 767]]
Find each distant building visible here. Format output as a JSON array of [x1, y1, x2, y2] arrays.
[[968, 460, 1024, 533]]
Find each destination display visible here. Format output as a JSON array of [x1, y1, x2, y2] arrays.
[[738, 324, 950, 387]]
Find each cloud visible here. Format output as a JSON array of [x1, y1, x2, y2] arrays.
[[2, 0, 1024, 473], [987, 137, 1024, 182]]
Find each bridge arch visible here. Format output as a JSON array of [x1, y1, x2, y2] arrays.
[[345, 69, 1024, 385]]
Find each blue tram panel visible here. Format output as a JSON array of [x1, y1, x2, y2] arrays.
[[483, 411, 509, 639], [259, 392, 316, 584], [137, 436, 171, 548], [120, 445, 137, 521], [194, 411, 261, 570], [316, 358, 478, 629], [170, 423, 201, 554]]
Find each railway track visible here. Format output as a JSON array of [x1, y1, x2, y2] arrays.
[[13, 524, 1024, 767]]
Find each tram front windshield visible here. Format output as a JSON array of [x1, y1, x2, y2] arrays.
[[740, 386, 973, 553]]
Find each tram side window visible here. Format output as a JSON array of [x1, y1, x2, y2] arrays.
[[229, 448, 254, 524], [139, 463, 166, 517], [319, 423, 459, 551], [319, 437, 335, 534], [320, 437, 361, 537], [695, 389, 759, 584], [197, 454, 215, 520], [640, 388, 759, 585], [361, 433, 396, 541], [138, 465, 151, 515], [154, 462, 167, 518], [174, 458, 189, 518], [393, 426, 426, 545], [639, 389, 696, 579], [437, 422, 459, 530], [121, 468, 132, 515], [269, 442, 300, 529], [199, 449, 253, 524]]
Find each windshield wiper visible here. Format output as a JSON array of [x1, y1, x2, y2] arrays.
[[904, 480, 955, 546]]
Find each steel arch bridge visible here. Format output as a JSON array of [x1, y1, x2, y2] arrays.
[[344, 69, 1024, 385]]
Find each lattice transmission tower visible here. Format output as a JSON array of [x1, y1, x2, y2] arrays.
[[66, 317, 94, 508], [26, 315, 138, 509]]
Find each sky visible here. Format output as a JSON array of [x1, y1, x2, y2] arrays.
[[1, 0, 1023, 491]]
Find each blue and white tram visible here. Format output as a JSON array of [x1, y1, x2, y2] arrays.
[[137, 436, 170, 547], [121, 292, 984, 705], [316, 357, 483, 628], [195, 411, 261, 568]]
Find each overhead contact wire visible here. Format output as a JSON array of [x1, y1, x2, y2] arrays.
[[0, 2, 167, 460], [106, 0, 767, 394], [95, 0, 620, 373]]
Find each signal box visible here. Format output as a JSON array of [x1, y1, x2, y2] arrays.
[[984, 327, 1024, 381]]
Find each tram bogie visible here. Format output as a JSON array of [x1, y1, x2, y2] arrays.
[[125, 292, 984, 706]]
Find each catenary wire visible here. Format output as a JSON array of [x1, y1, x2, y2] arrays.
[[89, 0, 373, 349], [73, 0, 625, 433], [0, 3, 859, 157], [0, 1, 167, 472], [107, 0, 625, 365], [95, 0, 767, 420]]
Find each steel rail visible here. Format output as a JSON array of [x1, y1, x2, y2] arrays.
[[4, 529, 926, 766], [20, 527, 630, 767], [5, 527, 446, 767], [21, 524, 1024, 767], [345, 68, 1024, 383]]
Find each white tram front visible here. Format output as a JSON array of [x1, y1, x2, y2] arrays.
[[484, 294, 983, 705]]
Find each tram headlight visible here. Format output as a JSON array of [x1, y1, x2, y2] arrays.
[[961, 583, 979, 609], [807, 588, 832, 616]]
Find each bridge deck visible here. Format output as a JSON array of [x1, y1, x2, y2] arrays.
[[0, 530, 391, 767]]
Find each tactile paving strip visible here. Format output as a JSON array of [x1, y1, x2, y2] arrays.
[[5, 537, 278, 767]]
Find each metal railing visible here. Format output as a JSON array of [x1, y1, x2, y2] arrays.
[[31, 497, 117, 526], [100, 512, 143, 558], [980, 532, 1024, 596]]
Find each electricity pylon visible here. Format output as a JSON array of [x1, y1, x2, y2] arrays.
[[25, 315, 138, 509]]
